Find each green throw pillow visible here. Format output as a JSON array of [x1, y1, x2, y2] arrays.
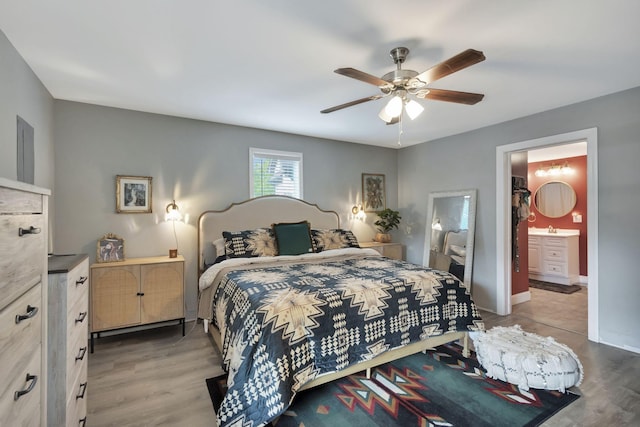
[[272, 221, 314, 255]]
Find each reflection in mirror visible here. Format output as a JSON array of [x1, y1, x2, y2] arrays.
[[534, 181, 576, 218], [423, 189, 477, 289]]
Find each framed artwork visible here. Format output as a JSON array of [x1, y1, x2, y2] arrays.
[[116, 175, 152, 213], [362, 173, 386, 212], [97, 233, 125, 263]]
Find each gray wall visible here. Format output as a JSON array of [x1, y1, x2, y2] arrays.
[[398, 86, 640, 351], [0, 29, 54, 189], [53, 100, 398, 319]]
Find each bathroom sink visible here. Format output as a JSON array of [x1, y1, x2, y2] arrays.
[[528, 228, 580, 237]]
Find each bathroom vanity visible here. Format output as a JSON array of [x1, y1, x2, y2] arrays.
[[528, 228, 580, 285]]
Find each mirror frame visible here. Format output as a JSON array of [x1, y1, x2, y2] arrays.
[[423, 189, 477, 289], [533, 180, 577, 218]]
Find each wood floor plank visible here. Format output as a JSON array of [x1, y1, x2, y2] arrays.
[[87, 289, 640, 426]]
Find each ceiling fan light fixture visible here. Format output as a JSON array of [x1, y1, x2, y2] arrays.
[[384, 95, 403, 117], [378, 106, 394, 123], [405, 99, 424, 120]]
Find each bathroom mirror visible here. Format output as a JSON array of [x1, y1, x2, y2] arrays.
[[423, 189, 477, 289], [533, 181, 576, 218]]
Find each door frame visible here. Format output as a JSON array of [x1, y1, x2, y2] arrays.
[[495, 128, 599, 342]]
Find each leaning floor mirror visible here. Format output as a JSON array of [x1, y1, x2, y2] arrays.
[[423, 189, 477, 290]]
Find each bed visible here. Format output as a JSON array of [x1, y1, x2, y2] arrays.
[[197, 196, 484, 427]]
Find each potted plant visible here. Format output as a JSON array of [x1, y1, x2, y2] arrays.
[[374, 208, 401, 243]]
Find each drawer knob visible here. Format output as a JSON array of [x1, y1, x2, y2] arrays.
[[75, 311, 87, 324], [75, 346, 88, 362], [15, 305, 38, 324], [76, 276, 88, 286], [76, 381, 88, 400], [18, 226, 41, 236], [14, 373, 38, 401]]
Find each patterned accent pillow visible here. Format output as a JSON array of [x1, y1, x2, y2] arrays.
[[222, 228, 278, 258], [311, 229, 360, 252]]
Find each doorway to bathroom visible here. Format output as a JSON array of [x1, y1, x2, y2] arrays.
[[495, 128, 599, 342]]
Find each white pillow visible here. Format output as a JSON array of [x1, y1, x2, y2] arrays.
[[213, 238, 225, 257]]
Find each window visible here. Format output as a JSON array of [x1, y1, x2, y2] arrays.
[[250, 148, 303, 198]]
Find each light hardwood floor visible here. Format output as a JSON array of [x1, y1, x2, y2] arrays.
[[87, 288, 640, 426]]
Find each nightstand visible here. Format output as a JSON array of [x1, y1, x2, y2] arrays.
[[89, 255, 185, 352], [360, 241, 404, 260]]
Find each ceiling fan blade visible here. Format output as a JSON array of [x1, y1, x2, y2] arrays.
[[411, 49, 485, 86], [418, 88, 485, 105], [321, 94, 385, 114], [334, 68, 393, 89]]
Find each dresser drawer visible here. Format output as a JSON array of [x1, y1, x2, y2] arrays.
[[66, 260, 89, 312], [0, 186, 43, 214], [66, 323, 89, 392], [66, 359, 88, 427], [0, 343, 42, 426], [0, 215, 44, 311], [0, 283, 42, 397], [66, 290, 89, 340]]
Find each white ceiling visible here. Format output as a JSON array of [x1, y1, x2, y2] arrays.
[[1, 1, 639, 148]]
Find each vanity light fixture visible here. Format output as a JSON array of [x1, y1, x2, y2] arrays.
[[534, 161, 574, 177]]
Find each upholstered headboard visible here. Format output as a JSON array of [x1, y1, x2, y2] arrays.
[[197, 195, 340, 275]]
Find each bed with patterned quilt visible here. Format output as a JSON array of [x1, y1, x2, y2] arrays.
[[197, 196, 484, 427]]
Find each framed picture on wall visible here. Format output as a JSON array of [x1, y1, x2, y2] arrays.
[[116, 175, 152, 213], [96, 233, 125, 263], [362, 173, 386, 212]]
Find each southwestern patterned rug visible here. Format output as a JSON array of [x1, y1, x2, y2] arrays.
[[206, 343, 579, 427]]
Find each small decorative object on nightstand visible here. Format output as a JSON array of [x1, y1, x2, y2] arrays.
[[89, 255, 185, 352], [360, 241, 404, 260]]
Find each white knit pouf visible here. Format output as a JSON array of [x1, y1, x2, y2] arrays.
[[470, 325, 583, 392]]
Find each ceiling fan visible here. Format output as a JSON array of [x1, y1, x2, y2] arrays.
[[321, 47, 486, 124]]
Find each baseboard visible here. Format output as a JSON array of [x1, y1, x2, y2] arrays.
[[511, 291, 531, 305]]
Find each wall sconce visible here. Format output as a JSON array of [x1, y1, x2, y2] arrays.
[[165, 199, 180, 258], [534, 161, 574, 177], [432, 218, 442, 230], [165, 199, 182, 221], [351, 204, 365, 220]]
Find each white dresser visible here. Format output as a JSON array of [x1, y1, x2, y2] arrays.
[[48, 254, 90, 427], [528, 230, 580, 285], [0, 177, 49, 426]]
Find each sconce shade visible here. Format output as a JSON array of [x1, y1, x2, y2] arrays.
[[166, 199, 181, 221]]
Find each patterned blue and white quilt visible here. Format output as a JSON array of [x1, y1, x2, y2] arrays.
[[201, 248, 484, 427]]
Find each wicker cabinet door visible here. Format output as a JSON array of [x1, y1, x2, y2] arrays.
[[90, 265, 140, 331], [140, 261, 184, 324]]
